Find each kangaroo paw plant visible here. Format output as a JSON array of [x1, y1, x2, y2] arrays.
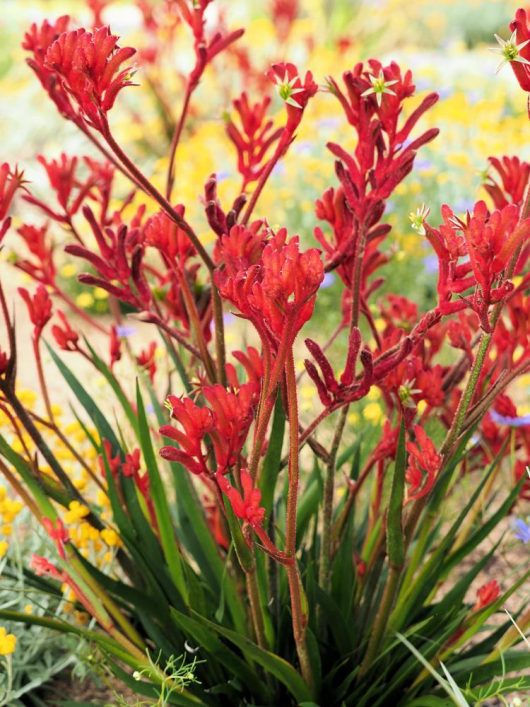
[[1, 2, 530, 705]]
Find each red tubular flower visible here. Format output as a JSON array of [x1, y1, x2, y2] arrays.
[[22, 16, 76, 122], [66, 206, 151, 310], [217, 469, 265, 528], [174, 0, 244, 89], [485, 155, 530, 209], [271, 0, 298, 42], [225, 346, 264, 391], [31, 554, 65, 581], [136, 341, 157, 382], [268, 62, 318, 151], [98, 439, 121, 478], [144, 205, 196, 263], [215, 226, 324, 351], [18, 285, 53, 341], [42, 517, 69, 559], [425, 201, 530, 330], [43, 26, 137, 132], [88, 0, 111, 27], [109, 325, 122, 369], [405, 426, 441, 503], [24, 154, 105, 224], [0, 164, 25, 241], [160, 396, 214, 475], [202, 383, 257, 470], [225, 93, 283, 189], [473, 580, 500, 611], [508, 9, 530, 92], [160, 382, 257, 475], [15, 224, 56, 286], [122, 448, 141, 478], [304, 327, 374, 408], [51, 311, 79, 352]]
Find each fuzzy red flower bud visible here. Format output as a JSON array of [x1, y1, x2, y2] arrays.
[[18, 285, 53, 340]]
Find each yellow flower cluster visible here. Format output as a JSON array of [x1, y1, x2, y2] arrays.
[[0, 627, 16, 656], [0, 486, 23, 559]]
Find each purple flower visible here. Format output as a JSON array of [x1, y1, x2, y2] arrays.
[[319, 272, 335, 289], [514, 518, 530, 544], [116, 325, 136, 338], [490, 410, 530, 427]]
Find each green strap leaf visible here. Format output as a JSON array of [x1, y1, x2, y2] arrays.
[[386, 419, 406, 568]]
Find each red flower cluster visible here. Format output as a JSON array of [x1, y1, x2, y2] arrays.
[[485, 155, 530, 209], [24, 22, 136, 132], [160, 382, 257, 475], [18, 285, 53, 342], [215, 224, 324, 350], [425, 201, 530, 330]]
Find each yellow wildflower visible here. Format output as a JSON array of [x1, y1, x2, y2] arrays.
[[64, 501, 90, 524], [0, 627, 16, 655]]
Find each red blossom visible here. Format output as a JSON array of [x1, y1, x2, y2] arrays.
[[22, 16, 76, 122], [98, 439, 121, 478], [425, 201, 530, 331], [405, 426, 441, 503], [122, 448, 141, 478], [473, 580, 501, 611], [18, 285, 53, 340], [160, 396, 214, 475], [109, 325, 122, 369], [42, 517, 69, 559], [174, 0, 244, 89], [267, 62, 318, 150], [15, 224, 56, 286], [485, 155, 530, 209], [215, 226, 324, 349], [144, 205, 195, 263], [225, 93, 283, 189], [160, 382, 257, 475], [508, 9, 530, 92], [44, 26, 137, 132], [271, 0, 298, 42], [31, 554, 65, 581], [136, 341, 157, 382], [66, 206, 151, 310], [51, 311, 79, 352], [217, 469, 265, 527], [0, 164, 26, 241]]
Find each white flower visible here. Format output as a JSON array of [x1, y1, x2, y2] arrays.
[[273, 72, 305, 109], [409, 204, 430, 236], [492, 30, 530, 73], [361, 70, 398, 107]]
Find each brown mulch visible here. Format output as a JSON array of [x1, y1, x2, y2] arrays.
[[39, 671, 143, 706]]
